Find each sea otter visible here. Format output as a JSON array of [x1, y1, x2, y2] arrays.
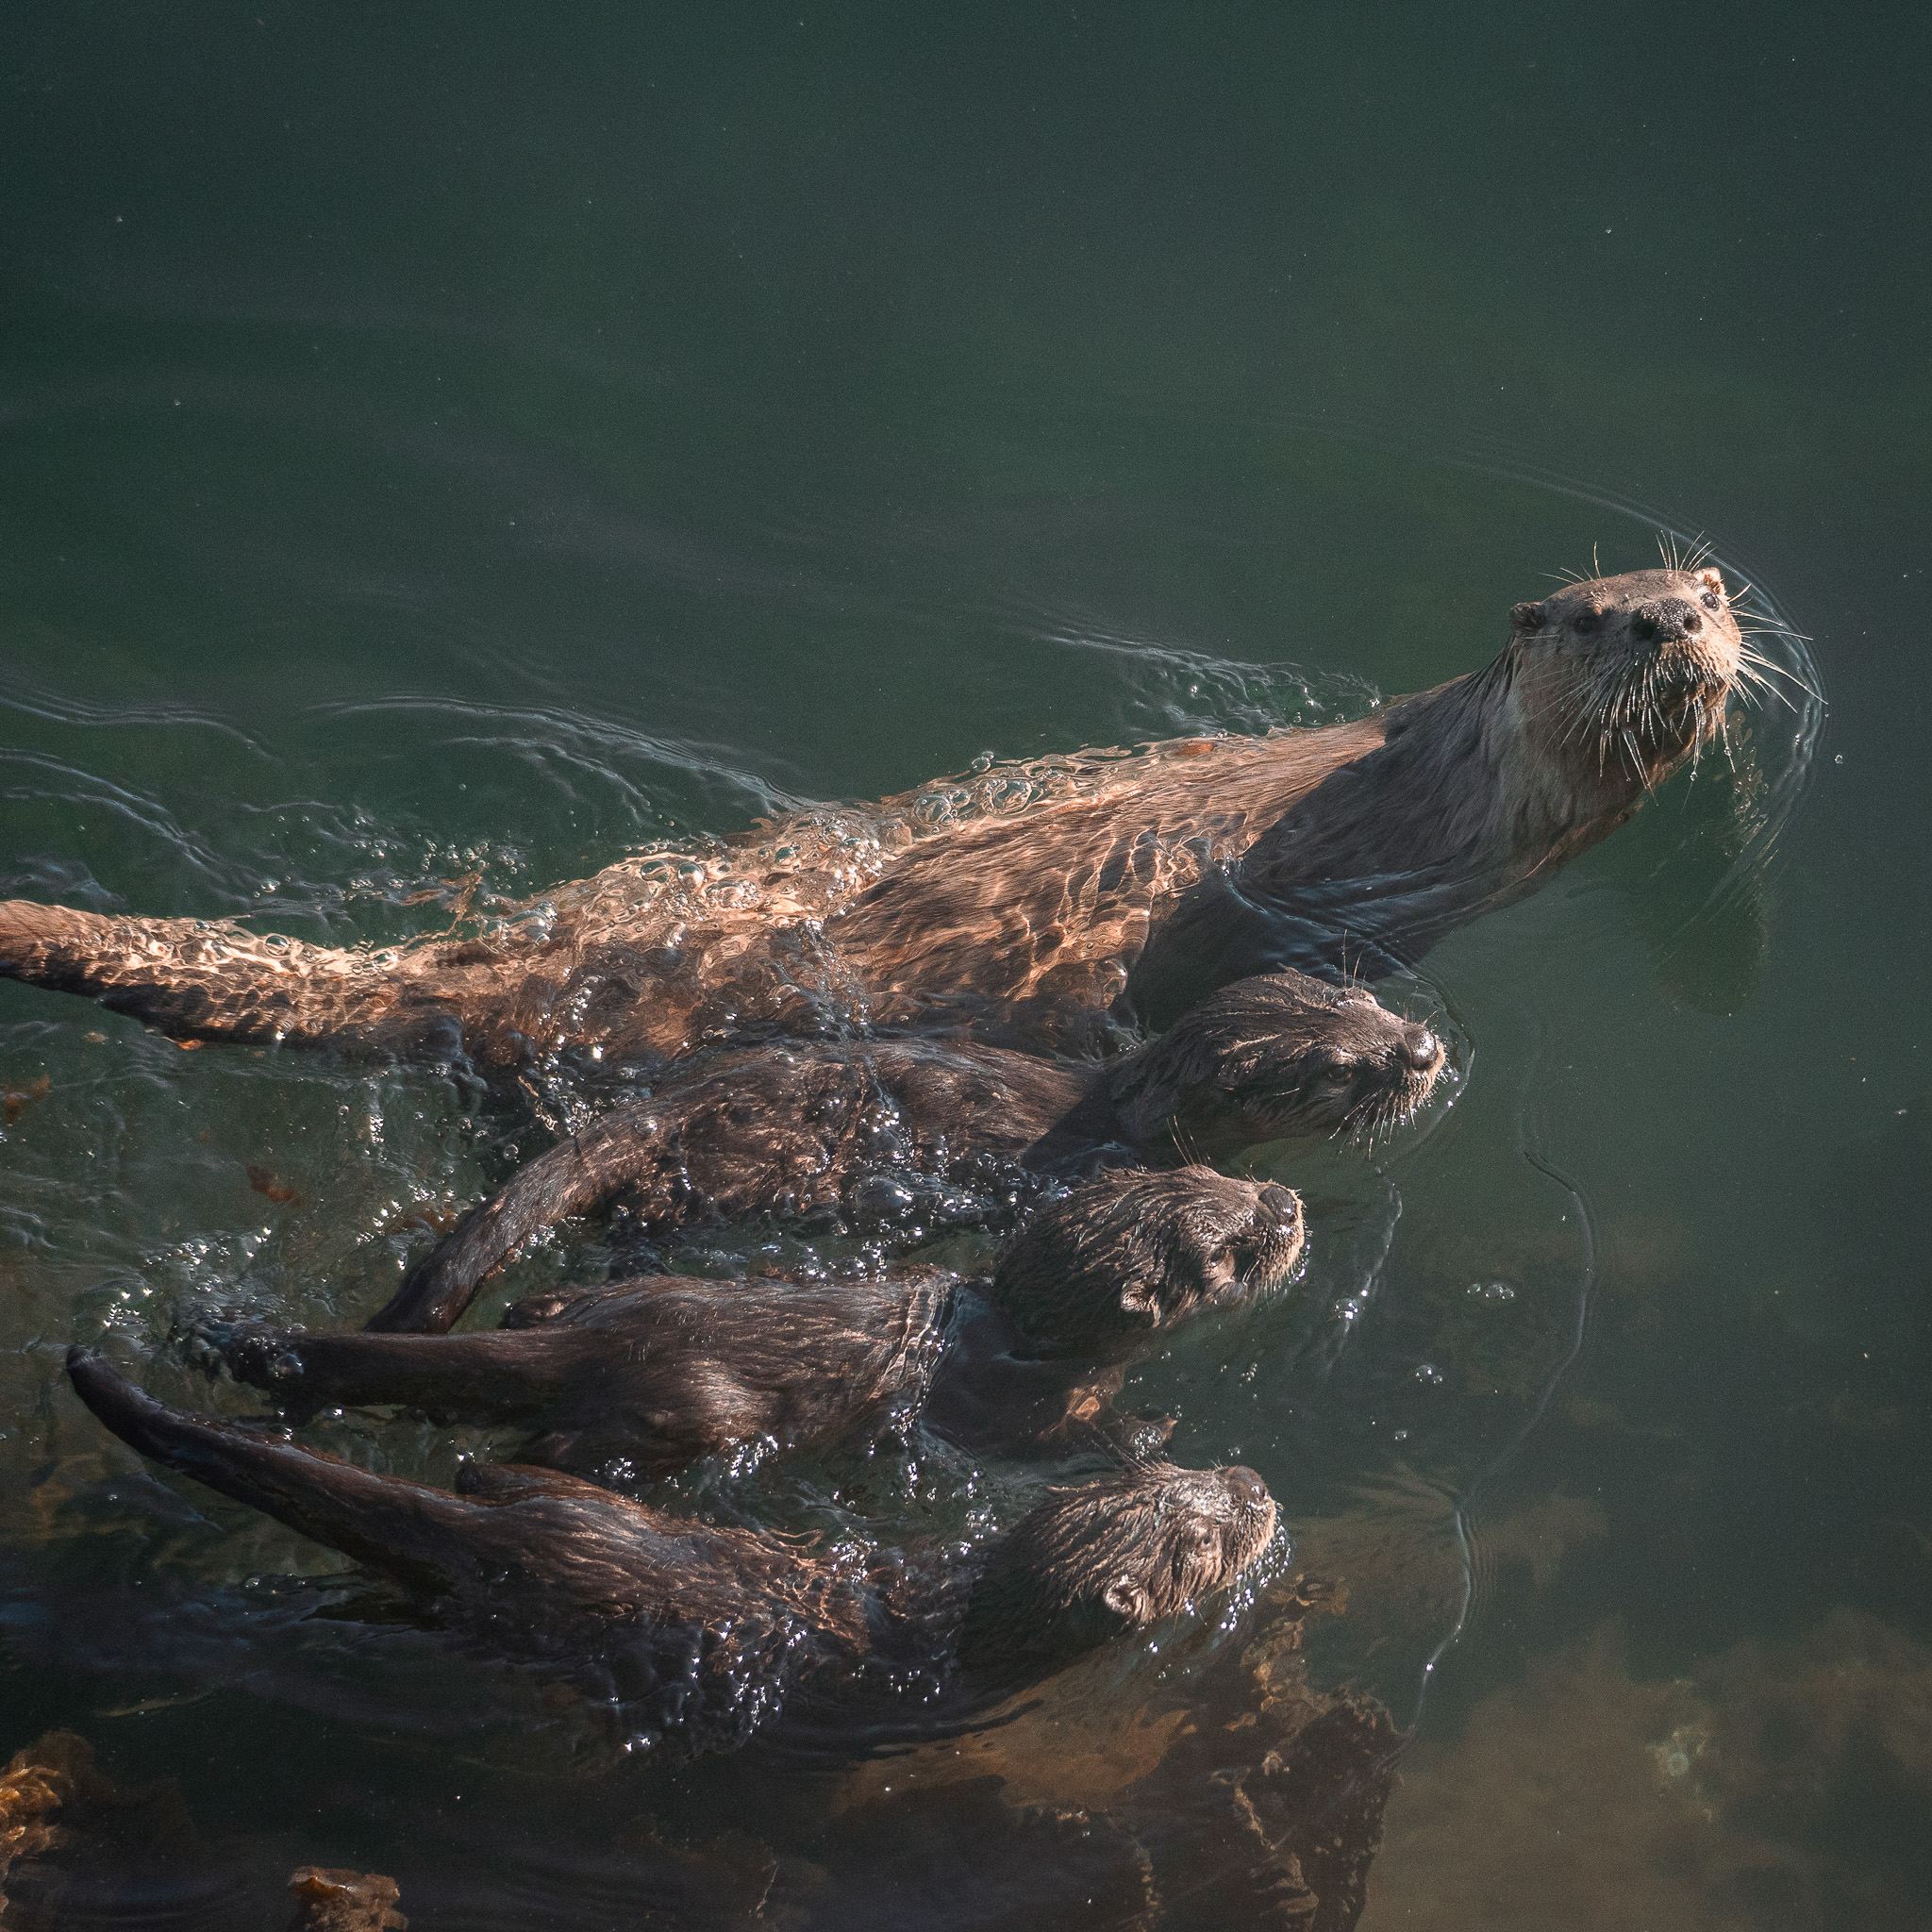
[[0, 568, 1741, 1062], [65, 1350, 1276, 1754], [364, 967, 1437, 1335], [210, 1167, 1305, 1476]]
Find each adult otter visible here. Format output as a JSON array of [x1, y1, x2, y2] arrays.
[[211, 1168, 1306, 1476], [0, 568, 1741, 1061], [64, 1351, 1276, 1751], [365, 968, 1437, 1335]]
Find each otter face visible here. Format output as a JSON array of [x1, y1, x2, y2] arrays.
[[1507, 567, 1741, 790], [1282, 987, 1446, 1141], [992, 1165, 1306, 1353], [1110, 969, 1447, 1148], [958, 1460, 1278, 1668], [1101, 1462, 1277, 1625], [1074, 1462, 1278, 1628], [954, 1453, 1274, 1669]]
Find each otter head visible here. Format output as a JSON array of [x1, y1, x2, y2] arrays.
[[1108, 969, 1446, 1149], [1505, 566, 1741, 804], [991, 1166, 1305, 1357], [960, 1460, 1277, 1667]]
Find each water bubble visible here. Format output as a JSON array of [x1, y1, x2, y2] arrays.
[[1466, 1280, 1517, 1302]]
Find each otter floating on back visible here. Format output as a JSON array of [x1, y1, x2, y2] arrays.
[[364, 967, 1439, 1336], [0, 569, 1742, 1065]]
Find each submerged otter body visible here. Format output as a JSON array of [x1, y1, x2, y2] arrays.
[[0, 570, 1741, 1065], [365, 968, 1438, 1335], [66, 1351, 1275, 1752], [216, 1168, 1306, 1476]]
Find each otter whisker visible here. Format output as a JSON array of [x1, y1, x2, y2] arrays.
[[1736, 647, 1824, 704], [1729, 662, 1790, 717], [1615, 729, 1651, 791]]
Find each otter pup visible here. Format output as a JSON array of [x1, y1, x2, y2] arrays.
[[212, 1168, 1305, 1477], [366, 967, 1437, 1335], [64, 1351, 1276, 1753], [0, 568, 1743, 1063], [956, 1460, 1278, 1670]]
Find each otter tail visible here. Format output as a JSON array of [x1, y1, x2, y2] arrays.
[[363, 1109, 663, 1334], [65, 1348, 508, 1596], [224, 1325, 566, 1424], [0, 900, 472, 1056]]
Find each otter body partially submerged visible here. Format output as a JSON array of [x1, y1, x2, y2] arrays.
[[214, 1168, 1306, 1474], [364, 967, 1435, 1336], [0, 570, 1741, 1066], [65, 1352, 1275, 1753]]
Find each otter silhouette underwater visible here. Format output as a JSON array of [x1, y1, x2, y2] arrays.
[[1, 568, 1744, 1066], [65, 1350, 1278, 1755], [363, 965, 1441, 1337], [210, 1166, 1307, 1476]]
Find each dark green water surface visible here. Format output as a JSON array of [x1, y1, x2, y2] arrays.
[[2, 6, 1927, 1927]]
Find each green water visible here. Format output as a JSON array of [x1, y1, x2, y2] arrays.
[[2, 5, 1926, 1926]]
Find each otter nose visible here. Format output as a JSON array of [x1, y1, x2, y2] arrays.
[[1223, 1466, 1272, 1508], [1257, 1183, 1301, 1225], [1400, 1028, 1442, 1072], [1629, 597, 1701, 644]]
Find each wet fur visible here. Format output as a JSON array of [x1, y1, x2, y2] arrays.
[[66, 1352, 1273, 1740], [366, 969, 1427, 1335], [221, 1169, 1304, 1475], [0, 570, 1740, 1064], [985, 1165, 1305, 1359], [957, 1460, 1277, 1670], [224, 1272, 952, 1481]]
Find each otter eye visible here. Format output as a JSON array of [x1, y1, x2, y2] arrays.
[[1319, 1066, 1353, 1086], [1573, 608, 1602, 635], [1700, 590, 1721, 611]]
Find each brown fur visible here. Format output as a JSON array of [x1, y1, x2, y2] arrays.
[[365, 969, 1426, 1335], [220, 1169, 1302, 1474], [988, 1165, 1305, 1357], [958, 1460, 1277, 1668], [0, 570, 1740, 1063], [225, 1271, 952, 1481], [66, 1352, 1275, 1748]]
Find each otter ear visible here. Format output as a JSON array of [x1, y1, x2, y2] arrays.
[[1117, 1280, 1158, 1319], [1101, 1575, 1155, 1625], [1699, 567, 1724, 594], [1509, 601, 1546, 634]]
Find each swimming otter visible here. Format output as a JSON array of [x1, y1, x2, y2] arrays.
[[64, 1350, 1276, 1751], [212, 1168, 1305, 1476], [365, 967, 1436, 1335], [0, 568, 1741, 1061]]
